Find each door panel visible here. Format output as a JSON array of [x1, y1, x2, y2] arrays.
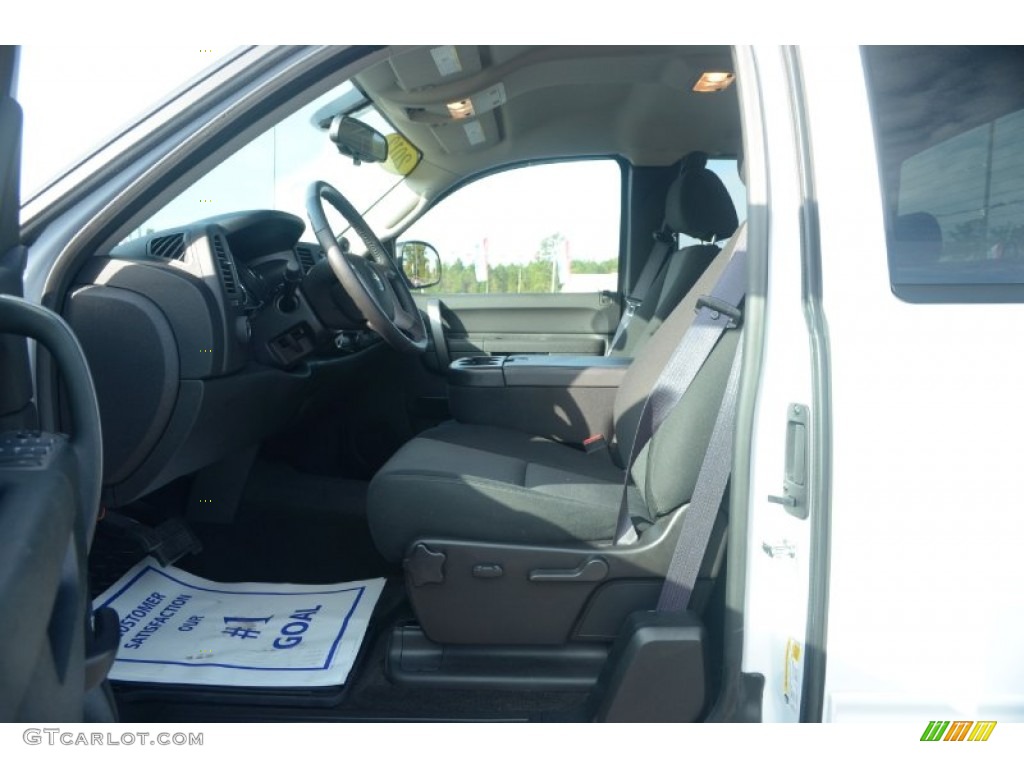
[[0, 295, 111, 721], [0, 49, 32, 430], [0, 46, 113, 721], [421, 291, 621, 358]]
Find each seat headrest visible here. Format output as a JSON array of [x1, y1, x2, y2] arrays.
[[891, 212, 942, 265], [664, 151, 739, 243]]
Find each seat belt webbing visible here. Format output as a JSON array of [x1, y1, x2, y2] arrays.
[[607, 229, 675, 354], [657, 337, 742, 611], [614, 229, 747, 544]]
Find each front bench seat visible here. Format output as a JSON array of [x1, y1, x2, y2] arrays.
[[367, 224, 745, 563]]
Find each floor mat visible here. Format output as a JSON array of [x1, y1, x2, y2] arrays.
[[181, 463, 396, 585], [94, 557, 384, 688]]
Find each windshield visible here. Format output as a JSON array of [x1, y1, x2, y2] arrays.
[[124, 80, 420, 244], [18, 45, 235, 200]]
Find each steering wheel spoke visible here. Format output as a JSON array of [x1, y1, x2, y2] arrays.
[[392, 303, 422, 337], [306, 181, 428, 354]]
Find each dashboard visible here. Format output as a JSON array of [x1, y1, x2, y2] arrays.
[[65, 210, 386, 507]]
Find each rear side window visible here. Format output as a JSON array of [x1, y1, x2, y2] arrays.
[[864, 46, 1024, 301]]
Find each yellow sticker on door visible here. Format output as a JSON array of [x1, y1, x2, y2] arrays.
[[783, 638, 802, 712]]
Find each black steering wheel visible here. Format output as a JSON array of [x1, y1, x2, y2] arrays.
[[306, 180, 428, 354]]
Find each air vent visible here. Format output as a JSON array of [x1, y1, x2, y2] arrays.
[[294, 244, 321, 274], [148, 233, 186, 261], [211, 235, 239, 296]]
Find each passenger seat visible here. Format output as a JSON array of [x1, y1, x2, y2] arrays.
[[609, 151, 739, 356]]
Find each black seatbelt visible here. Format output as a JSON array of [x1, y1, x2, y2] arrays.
[[607, 227, 676, 354], [614, 228, 747, 545]]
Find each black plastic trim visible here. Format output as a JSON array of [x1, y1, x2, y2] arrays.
[[64, 284, 179, 485], [0, 294, 102, 538], [405, 507, 724, 646], [387, 624, 608, 691], [0, 293, 104, 720], [589, 611, 709, 722]]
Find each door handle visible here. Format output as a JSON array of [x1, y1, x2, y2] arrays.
[[767, 403, 809, 519]]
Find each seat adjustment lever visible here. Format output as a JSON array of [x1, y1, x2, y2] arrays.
[[405, 543, 447, 587], [529, 557, 608, 583]]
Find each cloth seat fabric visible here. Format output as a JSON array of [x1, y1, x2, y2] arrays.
[[368, 225, 746, 563], [368, 421, 646, 562]]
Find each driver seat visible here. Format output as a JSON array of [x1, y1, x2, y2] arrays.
[[367, 223, 745, 566]]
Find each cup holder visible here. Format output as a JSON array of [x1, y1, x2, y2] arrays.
[[457, 356, 506, 367]]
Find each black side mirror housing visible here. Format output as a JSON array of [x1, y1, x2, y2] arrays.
[[397, 241, 442, 289]]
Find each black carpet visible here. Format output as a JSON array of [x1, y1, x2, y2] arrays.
[[97, 460, 591, 722]]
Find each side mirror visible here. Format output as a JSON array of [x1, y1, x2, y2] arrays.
[[397, 241, 442, 289]]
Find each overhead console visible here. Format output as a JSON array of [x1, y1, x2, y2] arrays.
[[448, 355, 631, 445]]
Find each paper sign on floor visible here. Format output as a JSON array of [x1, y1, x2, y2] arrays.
[[93, 558, 385, 688]]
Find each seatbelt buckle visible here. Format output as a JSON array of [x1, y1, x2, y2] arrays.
[[583, 434, 608, 454], [623, 297, 641, 318], [695, 295, 742, 329]]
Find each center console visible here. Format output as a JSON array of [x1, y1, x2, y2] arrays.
[[447, 354, 631, 444]]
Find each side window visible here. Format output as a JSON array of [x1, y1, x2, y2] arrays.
[[864, 46, 1024, 301], [403, 159, 621, 294]]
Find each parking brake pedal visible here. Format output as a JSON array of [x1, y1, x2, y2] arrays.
[[101, 512, 203, 566]]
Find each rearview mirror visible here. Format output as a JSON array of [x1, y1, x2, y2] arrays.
[[329, 116, 388, 165], [397, 241, 441, 289]]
